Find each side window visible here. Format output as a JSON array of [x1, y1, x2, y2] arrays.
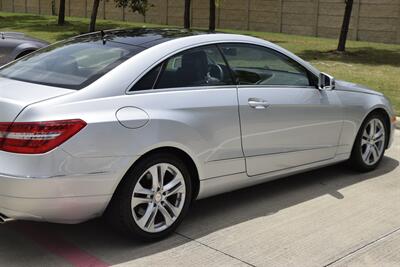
[[155, 45, 233, 89], [131, 64, 162, 91], [219, 44, 313, 87]]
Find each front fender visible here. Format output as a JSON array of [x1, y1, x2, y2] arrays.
[[336, 90, 394, 155]]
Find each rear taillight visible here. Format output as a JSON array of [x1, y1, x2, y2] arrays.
[[0, 119, 86, 154]]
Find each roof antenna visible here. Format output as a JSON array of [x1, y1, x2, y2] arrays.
[[101, 30, 106, 45]]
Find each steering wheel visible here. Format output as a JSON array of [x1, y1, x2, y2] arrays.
[[208, 64, 224, 81]]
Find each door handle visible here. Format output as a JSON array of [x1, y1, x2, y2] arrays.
[[248, 98, 270, 109]]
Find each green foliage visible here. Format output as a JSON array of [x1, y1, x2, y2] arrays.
[[114, 0, 152, 16]]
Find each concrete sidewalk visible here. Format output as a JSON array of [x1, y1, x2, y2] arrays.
[[0, 131, 399, 267]]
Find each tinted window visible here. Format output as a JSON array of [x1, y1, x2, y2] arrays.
[[155, 45, 233, 89], [131, 64, 162, 91], [220, 44, 311, 86], [0, 38, 142, 90]]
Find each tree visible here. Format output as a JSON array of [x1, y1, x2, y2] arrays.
[[184, 0, 191, 29], [58, 0, 66, 25], [209, 0, 216, 32], [89, 0, 150, 32], [337, 0, 354, 52], [89, 0, 101, 32], [51, 0, 56, 16], [115, 0, 151, 16]]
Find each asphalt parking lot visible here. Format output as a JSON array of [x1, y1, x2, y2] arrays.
[[0, 130, 399, 267]]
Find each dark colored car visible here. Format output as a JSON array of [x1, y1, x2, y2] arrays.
[[0, 32, 48, 65]]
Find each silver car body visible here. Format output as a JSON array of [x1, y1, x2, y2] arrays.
[[0, 31, 396, 224], [0, 32, 48, 65]]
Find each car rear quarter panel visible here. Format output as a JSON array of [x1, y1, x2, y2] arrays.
[[16, 86, 245, 182], [0, 40, 45, 65]]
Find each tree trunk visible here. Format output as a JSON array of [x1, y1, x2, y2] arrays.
[[58, 0, 66, 25], [89, 0, 101, 32], [209, 0, 216, 32], [337, 0, 354, 52], [184, 0, 191, 29], [51, 0, 56, 16]]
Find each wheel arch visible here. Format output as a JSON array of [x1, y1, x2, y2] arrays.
[[15, 49, 36, 59], [12, 43, 39, 59], [358, 107, 392, 149], [112, 146, 200, 203]]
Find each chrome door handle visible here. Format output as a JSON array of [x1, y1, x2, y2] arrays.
[[248, 98, 270, 109]]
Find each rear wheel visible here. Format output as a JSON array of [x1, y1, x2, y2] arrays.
[[349, 113, 387, 172], [106, 153, 192, 240]]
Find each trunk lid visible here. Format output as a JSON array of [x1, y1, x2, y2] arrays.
[[0, 77, 73, 122]]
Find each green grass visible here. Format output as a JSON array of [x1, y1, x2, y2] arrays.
[[1, 11, 399, 114]]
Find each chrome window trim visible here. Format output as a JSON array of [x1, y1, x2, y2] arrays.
[[237, 84, 318, 90], [125, 39, 320, 95], [126, 85, 238, 95], [125, 84, 318, 96]]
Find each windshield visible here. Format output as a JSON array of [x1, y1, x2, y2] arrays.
[[0, 37, 143, 89]]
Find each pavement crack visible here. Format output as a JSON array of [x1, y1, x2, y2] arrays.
[[175, 232, 256, 267], [323, 226, 400, 267]]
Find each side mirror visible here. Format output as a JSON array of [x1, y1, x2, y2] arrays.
[[318, 72, 335, 90]]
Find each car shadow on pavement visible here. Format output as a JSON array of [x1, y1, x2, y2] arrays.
[[1, 156, 398, 266]]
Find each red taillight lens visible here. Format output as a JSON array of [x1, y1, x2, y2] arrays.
[[0, 119, 86, 154]]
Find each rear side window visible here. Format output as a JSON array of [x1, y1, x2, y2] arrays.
[[130, 45, 234, 91], [131, 64, 162, 91], [219, 44, 312, 87], [0, 38, 142, 90]]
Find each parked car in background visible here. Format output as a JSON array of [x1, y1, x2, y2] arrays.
[[0, 29, 396, 241], [0, 32, 48, 65]]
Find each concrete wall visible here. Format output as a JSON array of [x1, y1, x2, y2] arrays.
[[1, 0, 400, 44]]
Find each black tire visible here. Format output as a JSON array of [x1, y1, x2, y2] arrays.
[[348, 113, 388, 172], [105, 152, 193, 241]]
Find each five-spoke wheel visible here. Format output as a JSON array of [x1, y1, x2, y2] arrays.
[[360, 118, 385, 166], [349, 113, 387, 171]]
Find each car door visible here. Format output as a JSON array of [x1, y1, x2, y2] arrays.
[[219, 43, 343, 176]]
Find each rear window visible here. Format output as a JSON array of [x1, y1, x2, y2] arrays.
[[0, 37, 143, 90]]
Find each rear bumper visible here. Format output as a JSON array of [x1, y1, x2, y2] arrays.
[[0, 148, 139, 223], [0, 172, 116, 224]]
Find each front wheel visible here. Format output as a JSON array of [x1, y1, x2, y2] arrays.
[[349, 113, 387, 172], [106, 153, 192, 240]]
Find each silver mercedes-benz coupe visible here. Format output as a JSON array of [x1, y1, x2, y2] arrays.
[[0, 29, 396, 240]]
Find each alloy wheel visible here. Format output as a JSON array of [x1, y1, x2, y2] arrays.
[[361, 118, 385, 166], [131, 163, 186, 233]]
